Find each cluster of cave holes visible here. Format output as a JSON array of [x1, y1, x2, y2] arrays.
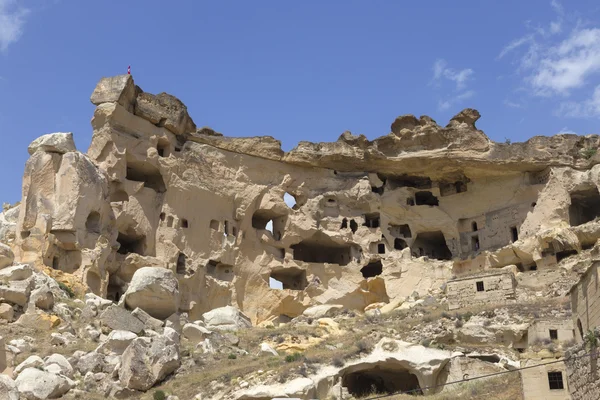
[[569, 187, 600, 226], [269, 268, 307, 290], [342, 366, 422, 397], [341, 218, 359, 233], [439, 180, 467, 197], [363, 213, 380, 228], [126, 160, 166, 193], [291, 232, 354, 266], [209, 219, 237, 237], [159, 212, 189, 229]]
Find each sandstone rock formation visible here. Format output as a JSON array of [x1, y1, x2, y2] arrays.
[[1, 73, 599, 399]]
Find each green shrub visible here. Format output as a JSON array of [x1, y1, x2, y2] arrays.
[[153, 390, 166, 400], [228, 353, 237, 360], [57, 281, 75, 298], [582, 147, 597, 159], [285, 352, 302, 363], [332, 357, 344, 367], [585, 330, 599, 348]]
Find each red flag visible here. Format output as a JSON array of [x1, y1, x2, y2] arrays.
[[127, 65, 131, 75]]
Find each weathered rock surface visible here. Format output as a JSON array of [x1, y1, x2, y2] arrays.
[[123, 267, 180, 320], [0, 242, 14, 269], [0, 374, 19, 400], [202, 306, 252, 331], [15, 368, 72, 399], [27, 132, 76, 155], [118, 335, 180, 391]]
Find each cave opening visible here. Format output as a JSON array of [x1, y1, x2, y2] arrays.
[[389, 224, 412, 238], [270, 268, 307, 290], [411, 231, 452, 260], [86, 211, 101, 234], [350, 219, 358, 233], [342, 366, 422, 397], [176, 252, 187, 274], [415, 191, 439, 206], [361, 260, 383, 278], [252, 210, 286, 240], [394, 238, 407, 250], [206, 260, 235, 282], [556, 249, 578, 263], [569, 187, 600, 226], [126, 159, 166, 193], [363, 213, 381, 228], [383, 174, 432, 190], [116, 232, 146, 255], [291, 232, 355, 265]]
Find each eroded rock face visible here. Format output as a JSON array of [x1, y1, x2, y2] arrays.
[[27, 132, 76, 156], [9, 73, 600, 330]]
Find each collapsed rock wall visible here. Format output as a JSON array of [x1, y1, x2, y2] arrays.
[[9, 74, 600, 325]]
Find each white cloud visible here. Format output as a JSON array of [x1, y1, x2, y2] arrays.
[[504, 100, 523, 108], [431, 58, 474, 90], [438, 90, 475, 111], [532, 28, 600, 95], [556, 84, 600, 117], [0, 0, 29, 52], [557, 126, 577, 134]]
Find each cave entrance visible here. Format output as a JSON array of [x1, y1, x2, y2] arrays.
[[342, 366, 422, 397], [116, 232, 146, 255], [270, 268, 307, 290], [291, 231, 355, 265], [389, 224, 412, 238], [415, 191, 439, 206], [411, 231, 452, 260], [569, 187, 600, 226], [126, 159, 166, 193], [361, 260, 382, 278]]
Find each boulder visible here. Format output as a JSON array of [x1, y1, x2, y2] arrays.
[[134, 92, 196, 135], [76, 352, 105, 375], [50, 332, 76, 346], [0, 303, 13, 320], [0, 374, 18, 400], [90, 74, 137, 110], [30, 286, 55, 310], [99, 305, 145, 334], [118, 335, 180, 391], [302, 304, 343, 319], [27, 133, 76, 155], [202, 306, 252, 331], [123, 267, 180, 320], [0, 280, 32, 306], [15, 368, 72, 399], [0, 242, 14, 269], [259, 343, 279, 356], [0, 264, 32, 281], [43, 354, 74, 378], [182, 323, 211, 343], [97, 330, 137, 355], [15, 355, 44, 376], [132, 307, 164, 331], [0, 204, 19, 243]]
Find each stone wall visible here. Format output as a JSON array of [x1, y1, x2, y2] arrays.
[[446, 271, 516, 310], [570, 262, 600, 342], [521, 358, 571, 400], [564, 336, 600, 400], [528, 319, 575, 346]]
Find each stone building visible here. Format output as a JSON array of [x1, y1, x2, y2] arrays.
[[446, 270, 516, 310], [569, 262, 600, 342], [521, 358, 571, 400], [564, 331, 600, 400], [528, 319, 575, 346]]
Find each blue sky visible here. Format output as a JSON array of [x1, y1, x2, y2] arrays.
[[1, 0, 600, 203]]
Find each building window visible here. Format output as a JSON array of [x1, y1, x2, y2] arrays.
[[472, 221, 478, 231], [547, 371, 564, 390], [472, 235, 480, 252], [180, 218, 189, 228], [549, 329, 558, 340], [476, 281, 484, 292]]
